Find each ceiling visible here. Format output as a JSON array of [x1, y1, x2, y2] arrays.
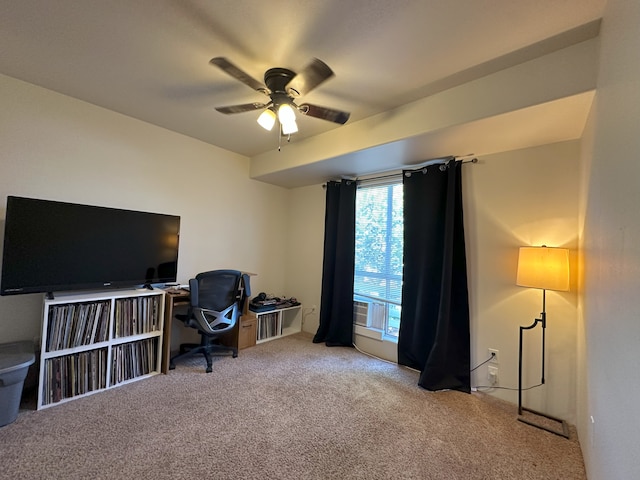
[[0, 0, 606, 185]]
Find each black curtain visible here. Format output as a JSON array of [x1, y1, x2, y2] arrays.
[[397, 161, 470, 393], [313, 180, 357, 347]]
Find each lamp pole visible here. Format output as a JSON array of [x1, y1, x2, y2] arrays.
[[517, 288, 569, 438], [518, 289, 546, 415]]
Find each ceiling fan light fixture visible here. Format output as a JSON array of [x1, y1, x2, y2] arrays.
[[257, 108, 276, 131], [210, 57, 350, 146], [281, 119, 298, 135], [277, 103, 296, 125]]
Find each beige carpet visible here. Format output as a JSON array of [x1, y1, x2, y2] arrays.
[[1, 333, 586, 479]]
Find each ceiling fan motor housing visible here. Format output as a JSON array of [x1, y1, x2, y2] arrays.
[[265, 68, 299, 114], [264, 68, 297, 95]]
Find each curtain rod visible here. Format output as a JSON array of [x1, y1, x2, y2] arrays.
[[402, 156, 478, 177], [324, 155, 478, 187]]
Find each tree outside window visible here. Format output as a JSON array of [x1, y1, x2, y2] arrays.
[[354, 181, 403, 338]]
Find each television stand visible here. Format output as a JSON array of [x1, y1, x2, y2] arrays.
[[37, 288, 165, 409]]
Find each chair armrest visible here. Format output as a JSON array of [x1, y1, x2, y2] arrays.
[[242, 273, 251, 298], [189, 278, 199, 307]]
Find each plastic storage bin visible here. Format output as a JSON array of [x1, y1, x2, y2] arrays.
[[0, 341, 35, 426]]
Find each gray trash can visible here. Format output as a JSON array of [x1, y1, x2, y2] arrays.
[[0, 341, 36, 426]]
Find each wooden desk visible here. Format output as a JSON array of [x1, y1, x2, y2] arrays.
[[160, 289, 244, 374], [161, 290, 190, 374]]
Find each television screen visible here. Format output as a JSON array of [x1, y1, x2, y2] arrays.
[[1, 196, 180, 295]]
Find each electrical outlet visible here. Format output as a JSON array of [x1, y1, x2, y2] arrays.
[[488, 366, 499, 385], [488, 348, 499, 364]]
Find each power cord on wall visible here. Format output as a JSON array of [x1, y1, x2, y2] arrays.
[[352, 342, 398, 366], [470, 353, 495, 372], [301, 305, 318, 330], [351, 344, 545, 393], [473, 383, 543, 392], [351, 341, 423, 375], [470, 352, 543, 392]]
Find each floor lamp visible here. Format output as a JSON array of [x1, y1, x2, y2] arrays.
[[516, 246, 570, 438]]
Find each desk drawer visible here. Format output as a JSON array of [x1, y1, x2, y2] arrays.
[[238, 315, 257, 350]]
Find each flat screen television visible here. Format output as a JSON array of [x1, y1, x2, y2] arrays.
[[1, 196, 180, 296]]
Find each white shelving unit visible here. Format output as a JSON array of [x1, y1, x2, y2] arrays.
[[37, 288, 164, 410], [255, 305, 302, 344]]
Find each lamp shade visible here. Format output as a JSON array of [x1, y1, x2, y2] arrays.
[[277, 103, 296, 124], [278, 103, 298, 134], [281, 119, 298, 135], [257, 108, 276, 131], [516, 246, 570, 291]]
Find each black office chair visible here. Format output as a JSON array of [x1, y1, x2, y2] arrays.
[[169, 270, 250, 373]]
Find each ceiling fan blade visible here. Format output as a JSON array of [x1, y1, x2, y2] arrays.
[[210, 57, 270, 95], [215, 102, 267, 114], [286, 58, 334, 97], [298, 103, 350, 124]]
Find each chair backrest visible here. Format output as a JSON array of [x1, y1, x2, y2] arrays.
[[188, 270, 249, 335], [192, 270, 242, 311]]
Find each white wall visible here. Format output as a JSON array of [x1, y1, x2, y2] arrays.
[[0, 74, 290, 345], [285, 185, 325, 333], [464, 142, 579, 423], [578, 0, 640, 478], [288, 141, 581, 423]]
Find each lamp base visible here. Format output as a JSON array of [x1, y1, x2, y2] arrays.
[[518, 406, 570, 439]]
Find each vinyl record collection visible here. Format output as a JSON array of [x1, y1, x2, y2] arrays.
[[257, 312, 280, 341], [113, 296, 161, 337], [39, 291, 164, 408], [45, 301, 111, 350], [42, 348, 108, 404], [111, 338, 159, 385]]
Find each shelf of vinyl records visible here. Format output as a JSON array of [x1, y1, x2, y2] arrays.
[[37, 288, 165, 410], [255, 305, 302, 344]]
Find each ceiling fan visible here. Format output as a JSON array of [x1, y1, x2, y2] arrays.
[[210, 57, 350, 137]]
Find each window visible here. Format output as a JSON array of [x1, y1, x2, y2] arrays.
[[353, 179, 403, 339]]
